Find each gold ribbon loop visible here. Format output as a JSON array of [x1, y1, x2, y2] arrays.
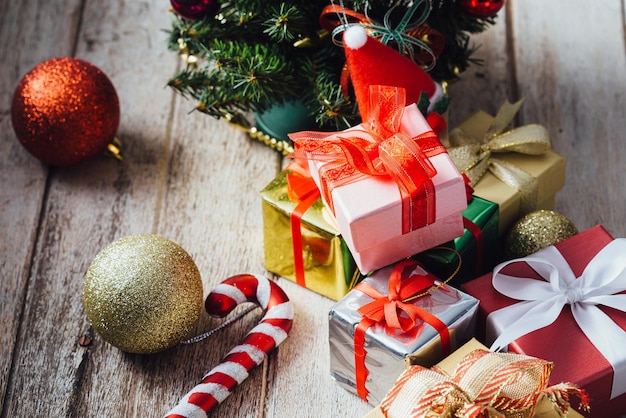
[[489, 159, 538, 215], [486, 125, 551, 155], [447, 100, 551, 215], [484, 99, 525, 139]]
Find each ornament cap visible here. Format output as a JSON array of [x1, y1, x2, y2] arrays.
[[106, 137, 124, 161]]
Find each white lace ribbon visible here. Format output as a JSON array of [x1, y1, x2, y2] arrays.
[[486, 238, 626, 399]]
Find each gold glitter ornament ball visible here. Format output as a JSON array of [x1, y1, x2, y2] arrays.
[[505, 210, 579, 259], [83, 234, 203, 354], [11, 57, 120, 166]]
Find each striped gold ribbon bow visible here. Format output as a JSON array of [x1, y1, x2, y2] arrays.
[[379, 349, 589, 418], [447, 100, 550, 215]]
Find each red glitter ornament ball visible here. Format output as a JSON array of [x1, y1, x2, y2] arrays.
[[459, 0, 505, 18], [11, 57, 120, 166], [170, 0, 220, 20]]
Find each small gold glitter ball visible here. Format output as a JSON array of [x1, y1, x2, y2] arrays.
[[505, 210, 579, 259], [83, 234, 203, 354]]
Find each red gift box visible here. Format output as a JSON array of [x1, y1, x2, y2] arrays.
[[461, 225, 626, 418]]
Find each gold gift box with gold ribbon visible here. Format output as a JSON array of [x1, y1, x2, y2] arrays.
[[448, 100, 566, 236], [261, 169, 359, 301], [365, 338, 585, 418]]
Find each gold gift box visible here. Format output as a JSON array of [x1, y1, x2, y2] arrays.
[[364, 338, 583, 418], [455, 111, 566, 236], [261, 170, 359, 301]]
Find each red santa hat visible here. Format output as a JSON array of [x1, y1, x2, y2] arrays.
[[343, 25, 443, 121]]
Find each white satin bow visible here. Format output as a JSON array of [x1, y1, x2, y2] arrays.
[[487, 238, 626, 399]]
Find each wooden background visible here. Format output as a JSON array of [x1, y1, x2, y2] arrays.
[[1, 0, 624, 417]]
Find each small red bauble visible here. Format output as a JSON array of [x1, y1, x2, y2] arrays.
[[170, 0, 220, 20], [459, 0, 505, 18], [11, 57, 120, 166]]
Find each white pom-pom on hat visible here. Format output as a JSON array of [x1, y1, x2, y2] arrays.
[[343, 25, 368, 50], [342, 25, 442, 121]]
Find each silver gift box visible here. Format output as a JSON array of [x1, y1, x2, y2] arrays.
[[328, 262, 478, 405]]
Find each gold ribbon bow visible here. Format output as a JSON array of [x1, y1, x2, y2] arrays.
[[447, 100, 550, 215], [379, 348, 589, 418]]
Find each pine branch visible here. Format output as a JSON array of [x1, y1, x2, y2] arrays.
[[166, 0, 500, 136], [263, 4, 309, 41]]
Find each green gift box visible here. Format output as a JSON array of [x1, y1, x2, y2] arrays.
[[261, 169, 360, 300], [414, 196, 499, 285]]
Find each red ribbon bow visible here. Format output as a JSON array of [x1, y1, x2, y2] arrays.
[[285, 159, 321, 287], [290, 85, 445, 235], [352, 259, 452, 400]]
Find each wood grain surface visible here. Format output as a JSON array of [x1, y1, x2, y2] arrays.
[[1, 0, 625, 417]]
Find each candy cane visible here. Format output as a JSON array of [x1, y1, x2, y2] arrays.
[[166, 274, 294, 418]]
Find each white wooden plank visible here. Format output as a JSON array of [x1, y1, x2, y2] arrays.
[[152, 98, 281, 417], [447, 6, 514, 128], [510, 0, 626, 237], [266, 279, 372, 418], [0, 0, 84, 413], [2, 0, 181, 415]]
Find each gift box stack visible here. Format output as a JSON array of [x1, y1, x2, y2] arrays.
[[261, 28, 566, 298], [259, 25, 623, 418]]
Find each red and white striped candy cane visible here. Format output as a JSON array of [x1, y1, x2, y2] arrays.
[[166, 274, 294, 418]]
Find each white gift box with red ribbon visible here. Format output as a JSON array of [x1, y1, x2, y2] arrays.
[[291, 87, 466, 273]]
